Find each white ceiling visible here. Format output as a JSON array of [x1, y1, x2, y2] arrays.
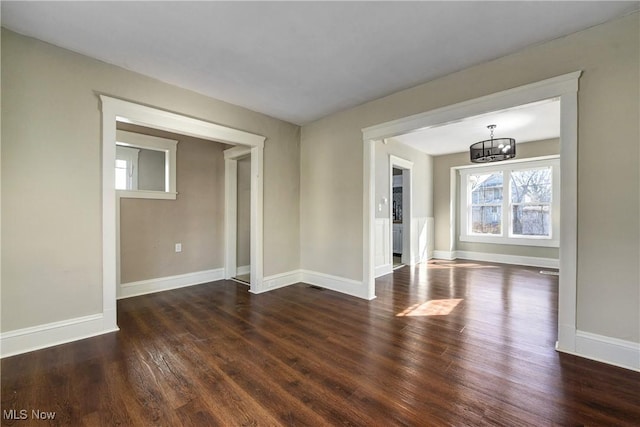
[[394, 98, 560, 156], [2, 2, 638, 125]]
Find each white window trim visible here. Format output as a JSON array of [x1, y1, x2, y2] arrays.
[[115, 129, 178, 200], [459, 155, 560, 247]]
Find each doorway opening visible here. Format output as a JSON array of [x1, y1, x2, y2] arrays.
[[392, 167, 404, 268], [101, 96, 266, 331], [390, 161, 412, 270], [362, 71, 580, 355], [234, 154, 251, 284]]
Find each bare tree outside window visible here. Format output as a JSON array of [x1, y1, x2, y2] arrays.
[[461, 159, 558, 246], [469, 172, 503, 234], [510, 167, 552, 236]]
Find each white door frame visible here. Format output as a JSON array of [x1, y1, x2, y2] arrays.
[[100, 96, 266, 329], [362, 71, 581, 354], [389, 156, 413, 267], [224, 146, 251, 281]]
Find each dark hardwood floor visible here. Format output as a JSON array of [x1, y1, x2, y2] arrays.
[[2, 260, 640, 426]]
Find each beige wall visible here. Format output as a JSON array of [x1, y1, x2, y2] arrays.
[[137, 148, 165, 192], [237, 156, 251, 268], [1, 28, 300, 332], [117, 123, 229, 283], [433, 138, 559, 258], [300, 13, 639, 342]]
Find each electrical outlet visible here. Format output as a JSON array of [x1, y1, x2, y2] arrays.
[[175, 243, 182, 253]]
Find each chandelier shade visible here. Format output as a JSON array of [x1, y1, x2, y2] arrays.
[[470, 125, 516, 163]]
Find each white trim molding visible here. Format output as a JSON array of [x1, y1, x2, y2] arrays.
[[432, 250, 456, 261], [258, 270, 375, 300], [570, 331, 640, 372], [1, 314, 119, 359], [118, 268, 225, 299], [301, 270, 373, 300], [363, 71, 582, 364], [432, 250, 558, 269], [433, 251, 560, 268], [375, 264, 393, 278], [456, 251, 559, 269], [257, 269, 373, 300], [117, 190, 177, 200], [260, 270, 303, 292]]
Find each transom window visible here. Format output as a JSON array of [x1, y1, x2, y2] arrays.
[[115, 146, 139, 190], [114, 129, 178, 200], [459, 156, 559, 247]]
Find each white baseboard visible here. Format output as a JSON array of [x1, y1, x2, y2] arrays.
[[119, 268, 225, 299], [1, 313, 119, 358], [572, 330, 640, 372], [236, 265, 250, 275], [456, 250, 559, 268], [260, 270, 302, 292], [300, 270, 372, 300], [432, 250, 558, 268], [375, 264, 393, 278], [433, 250, 455, 260], [556, 324, 577, 355], [253, 269, 373, 300]]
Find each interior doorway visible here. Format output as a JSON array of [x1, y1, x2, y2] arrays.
[[223, 143, 263, 290], [234, 154, 251, 284], [389, 155, 413, 272], [101, 96, 266, 332], [362, 71, 580, 355], [391, 166, 410, 269]]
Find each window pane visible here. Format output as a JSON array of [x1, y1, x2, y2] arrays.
[[471, 206, 502, 234], [512, 204, 550, 236], [470, 172, 503, 204], [115, 159, 127, 168], [511, 168, 552, 203], [115, 169, 128, 190]]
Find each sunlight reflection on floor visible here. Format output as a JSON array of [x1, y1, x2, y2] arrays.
[[396, 298, 463, 317]]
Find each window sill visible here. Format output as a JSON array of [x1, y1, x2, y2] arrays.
[[460, 234, 559, 248], [117, 190, 177, 200]]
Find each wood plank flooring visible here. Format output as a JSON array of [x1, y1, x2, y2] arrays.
[[2, 260, 640, 426]]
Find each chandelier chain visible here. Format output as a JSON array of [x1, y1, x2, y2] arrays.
[[488, 124, 496, 140]]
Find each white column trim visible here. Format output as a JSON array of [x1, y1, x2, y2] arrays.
[[363, 139, 376, 300], [249, 145, 264, 293], [556, 90, 579, 354]]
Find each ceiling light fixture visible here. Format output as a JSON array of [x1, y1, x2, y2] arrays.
[[469, 124, 516, 163]]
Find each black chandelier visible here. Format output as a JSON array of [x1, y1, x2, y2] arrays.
[[469, 124, 516, 163]]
